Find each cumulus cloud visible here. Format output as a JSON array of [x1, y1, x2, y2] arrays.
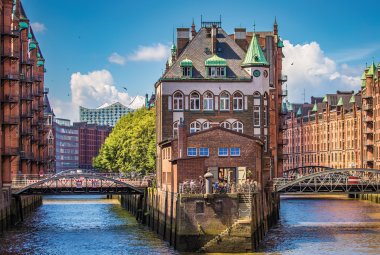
[[50, 70, 145, 122], [128, 43, 170, 61], [30, 22, 46, 33], [108, 52, 126, 65], [282, 40, 361, 103]]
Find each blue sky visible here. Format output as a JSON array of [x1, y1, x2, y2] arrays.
[[23, 0, 380, 120]]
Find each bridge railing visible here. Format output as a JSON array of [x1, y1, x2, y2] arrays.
[[179, 181, 257, 194]]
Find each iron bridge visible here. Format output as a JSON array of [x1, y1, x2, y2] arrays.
[[11, 169, 148, 195], [274, 167, 380, 194]]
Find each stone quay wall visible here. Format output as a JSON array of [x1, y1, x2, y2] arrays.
[[118, 188, 280, 253]]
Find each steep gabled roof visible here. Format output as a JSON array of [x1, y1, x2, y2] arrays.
[[44, 93, 54, 116], [163, 27, 251, 80], [241, 33, 268, 67]]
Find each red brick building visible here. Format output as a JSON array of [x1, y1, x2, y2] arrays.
[[1, 0, 47, 210], [73, 122, 112, 169], [155, 20, 286, 192]]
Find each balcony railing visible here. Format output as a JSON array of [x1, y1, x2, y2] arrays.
[[2, 26, 20, 37], [19, 74, 33, 83], [1, 50, 20, 59], [20, 59, 33, 66], [366, 141, 374, 147], [2, 116, 19, 125], [362, 94, 373, 99], [2, 74, 20, 80], [21, 112, 33, 118], [2, 147, 19, 156], [20, 151, 34, 160], [33, 75, 43, 82], [279, 89, 288, 97], [364, 116, 373, 123], [21, 129, 33, 136], [363, 104, 373, 111], [32, 90, 43, 97], [20, 94, 33, 101], [2, 94, 19, 103], [364, 128, 373, 135]]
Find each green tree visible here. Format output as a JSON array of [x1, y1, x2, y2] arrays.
[[93, 107, 156, 175]]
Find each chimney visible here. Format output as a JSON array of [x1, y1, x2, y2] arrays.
[[211, 25, 218, 54], [234, 28, 247, 51], [177, 118, 187, 158], [177, 28, 190, 56]]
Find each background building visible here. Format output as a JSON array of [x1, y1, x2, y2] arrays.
[[282, 62, 380, 171], [80, 102, 132, 127], [44, 91, 55, 173], [74, 122, 112, 169], [1, 0, 47, 208], [155, 19, 286, 192], [54, 118, 79, 173]]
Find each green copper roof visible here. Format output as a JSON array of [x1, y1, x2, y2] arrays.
[[37, 59, 44, 67], [205, 54, 227, 66], [180, 58, 193, 67], [311, 102, 318, 112], [367, 62, 376, 76], [278, 38, 284, 48], [281, 102, 288, 114], [296, 107, 302, 116], [29, 42, 37, 51], [19, 21, 28, 30], [361, 72, 366, 80], [322, 95, 328, 103], [288, 103, 293, 112], [241, 33, 268, 67], [337, 97, 343, 106], [361, 71, 367, 88], [28, 33, 32, 39], [171, 43, 176, 52], [349, 95, 356, 104]]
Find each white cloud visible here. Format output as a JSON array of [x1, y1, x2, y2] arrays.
[[50, 70, 145, 122], [282, 40, 361, 103], [108, 52, 126, 65], [128, 43, 170, 61], [30, 22, 46, 33]]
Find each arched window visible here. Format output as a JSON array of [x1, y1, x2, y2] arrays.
[[173, 121, 179, 137], [220, 121, 231, 129], [232, 121, 243, 133], [190, 92, 200, 110], [233, 92, 243, 111], [202, 121, 210, 130], [190, 121, 201, 133], [173, 91, 183, 110], [220, 91, 230, 111], [203, 91, 214, 111]]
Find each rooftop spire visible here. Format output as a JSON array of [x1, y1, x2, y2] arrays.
[[311, 101, 318, 112], [241, 31, 269, 67], [191, 18, 196, 37]]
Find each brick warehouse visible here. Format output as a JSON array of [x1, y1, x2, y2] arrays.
[[1, 0, 48, 212], [155, 19, 286, 191], [282, 61, 380, 171]]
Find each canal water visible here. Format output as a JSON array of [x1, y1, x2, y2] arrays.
[[1, 195, 380, 254]]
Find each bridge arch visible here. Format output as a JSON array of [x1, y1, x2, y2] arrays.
[[13, 169, 146, 195], [275, 168, 380, 194]]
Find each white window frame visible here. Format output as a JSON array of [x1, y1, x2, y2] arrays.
[[199, 147, 209, 156], [232, 121, 243, 133], [190, 121, 201, 133], [190, 92, 200, 111], [218, 147, 228, 157], [203, 92, 214, 111], [182, 67, 191, 77], [202, 121, 210, 130], [220, 92, 230, 111], [173, 92, 183, 110], [220, 121, 231, 129], [187, 147, 197, 157], [233, 92, 243, 111], [254, 106, 260, 126], [230, 147, 240, 156]]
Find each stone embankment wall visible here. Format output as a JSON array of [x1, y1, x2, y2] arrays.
[[0, 191, 42, 232], [119, 188, 280, 253], [359, 194, 380, 204]]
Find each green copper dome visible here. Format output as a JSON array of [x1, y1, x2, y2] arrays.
[[241, 33, 268, 67], [19, 21, 28, 30], [367, 62, 376, 76], [29, 42, 37, 51], [180, 58, 193, 67], [349, 95, 356, 104], [296, 107, 302, 116], [311, 102, 318, 112], [278, 38, 284, 48], [205, 54, 227, 66], [322, 95, 328, 103], [28, 32, 32, 39], [337, 97, 343, 107], [171, 43, 176, 52]]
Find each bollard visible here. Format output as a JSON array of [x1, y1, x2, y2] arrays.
[[204, 172, 214, 194]]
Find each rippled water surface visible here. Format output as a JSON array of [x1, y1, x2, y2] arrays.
[[1, 195, 380, 255], [0, 195, 177, 255], [258, 195, 380, 255]]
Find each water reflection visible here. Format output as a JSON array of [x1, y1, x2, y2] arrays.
[[0, 195, 177, 255]]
